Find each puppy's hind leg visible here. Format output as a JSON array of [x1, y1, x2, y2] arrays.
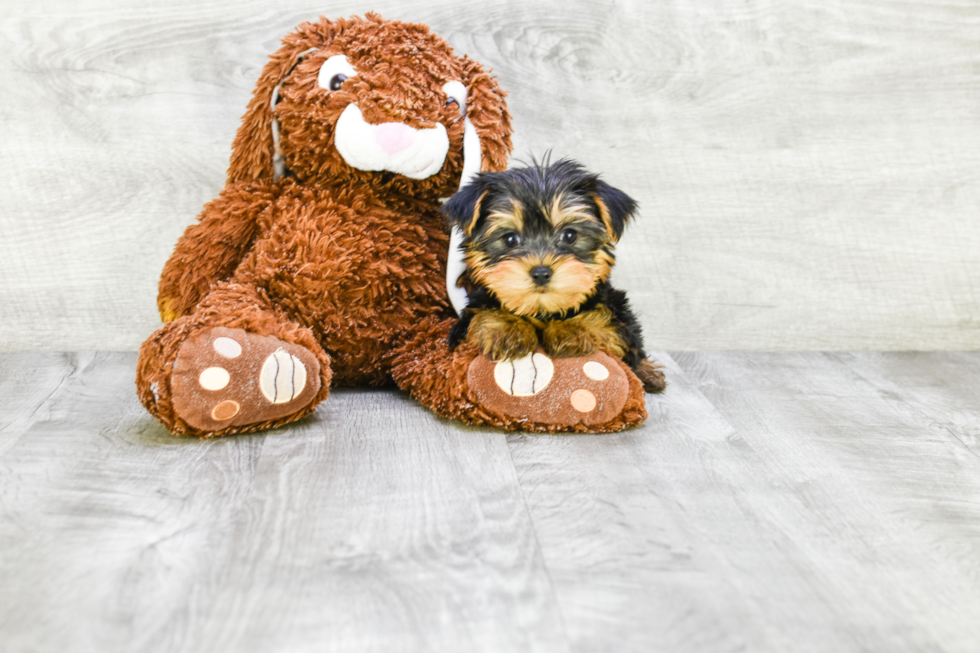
[[635, 358, 666, 393]]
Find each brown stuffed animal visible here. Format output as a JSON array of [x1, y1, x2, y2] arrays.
[[136, 13, 650, 436]]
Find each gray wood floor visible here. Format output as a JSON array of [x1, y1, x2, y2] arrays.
[[2, 352, 979, 652]]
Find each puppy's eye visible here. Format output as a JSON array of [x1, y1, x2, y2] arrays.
[[446, 97, 459, 109], [502, 232, 522, 249], [560, 228, 578, 245], [317, 54, 358, 92]]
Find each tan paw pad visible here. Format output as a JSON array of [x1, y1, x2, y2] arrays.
[[570, 389, 597, 413], [211, 400, 240, 421]]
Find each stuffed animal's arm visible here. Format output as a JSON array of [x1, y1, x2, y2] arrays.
[[157, 182, 275, 322]]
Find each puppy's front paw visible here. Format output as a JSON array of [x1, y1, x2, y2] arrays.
[[466, 310, 539, 361], [542, 321, 597, 358], [542, 307, 626, 359]]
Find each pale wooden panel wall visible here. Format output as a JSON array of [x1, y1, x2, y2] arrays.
[[2, 0, 978, 350]]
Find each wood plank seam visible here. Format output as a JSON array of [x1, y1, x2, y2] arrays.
[[0, 353, 84, 461], [504, 432, 576, 651], [830, 352, 980, 463]]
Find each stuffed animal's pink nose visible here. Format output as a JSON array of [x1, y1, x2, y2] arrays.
[[375, 122, 416, 155]]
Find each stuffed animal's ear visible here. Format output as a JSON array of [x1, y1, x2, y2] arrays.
[[460, 58, 512, 174], [442, 179, 491, 236], [592, 180, 639, 242], [226, 34, 322, 184]]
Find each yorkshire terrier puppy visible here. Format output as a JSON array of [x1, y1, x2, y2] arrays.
[[442, 158, 666, 393]]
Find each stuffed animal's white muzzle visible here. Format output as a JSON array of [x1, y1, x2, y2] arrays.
[[335, 104, 449, 180]]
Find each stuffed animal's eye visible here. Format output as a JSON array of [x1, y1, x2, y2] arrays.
[[560, 228, 578, 245], [317, 54, 358, 92], [502, 232, 521, 248], [441, 81, 467, 117]]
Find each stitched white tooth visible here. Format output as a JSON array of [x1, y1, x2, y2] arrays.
[[458, 115, 481, 189], [291, 353, 307, 402], [260, 350, 307, 404], [530, 354, 555, 394], [493, 353, 554, 396]]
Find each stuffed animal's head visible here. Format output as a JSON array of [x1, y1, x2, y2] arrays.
[[227, 13, 512, 199]]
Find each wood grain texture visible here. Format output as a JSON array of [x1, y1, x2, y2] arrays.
[[0, 352, 78, 458], [1, 0, 979, 349], [4, 351, 980, 650], [831, 351, 980, 467], [0, 352, 568, 653], [672, 351, 980, 652], [507, 352, 758, 652], [509, 351, 980, 651]]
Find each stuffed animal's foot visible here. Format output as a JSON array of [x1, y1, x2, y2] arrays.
[[467, 349, 642, 431], [389, 316, 646, 434], [170, 327, 321, 432]]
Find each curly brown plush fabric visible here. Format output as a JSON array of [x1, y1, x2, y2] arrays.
[[136, 14, 649, 436]]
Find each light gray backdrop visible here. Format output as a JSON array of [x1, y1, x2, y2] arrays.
[[2, 0, 978, 350]]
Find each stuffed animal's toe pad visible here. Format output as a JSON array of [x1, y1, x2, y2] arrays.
[[171, 327, 320, 431], [468, 350, 630, 428]]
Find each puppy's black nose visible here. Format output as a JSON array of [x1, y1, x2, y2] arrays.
[[530, 265, 553, 286]]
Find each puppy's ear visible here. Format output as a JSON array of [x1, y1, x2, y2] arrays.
[[592, 180, 638, 242], [442, 179, 491, 236]]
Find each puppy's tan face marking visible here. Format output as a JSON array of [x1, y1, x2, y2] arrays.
[[470, 252, 609, 317], [482, 199, 524, 237], [591, 194, 621, 242], [448, 159, 637, 317], [547, 193, 594, 230], [464, 188, 617, 316]]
